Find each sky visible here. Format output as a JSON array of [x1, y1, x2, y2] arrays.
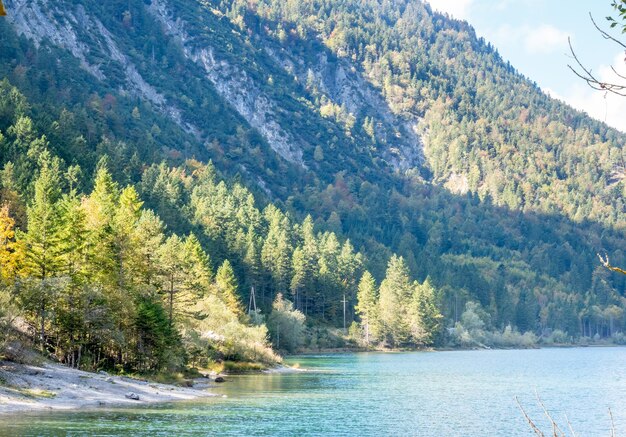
[[427, 0, 626, 133]]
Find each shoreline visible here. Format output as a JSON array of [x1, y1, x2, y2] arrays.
[[288, 342, 625, 356], [0, 360, 216, 416], [2, 344, 622, 416]]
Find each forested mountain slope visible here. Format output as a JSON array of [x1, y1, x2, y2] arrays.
[[1, 0, 625, 351]]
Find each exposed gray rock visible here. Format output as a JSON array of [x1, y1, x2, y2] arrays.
[[264, 46, 424, 171], [148, 0, 306, 167], [5, 0, 191, 134]]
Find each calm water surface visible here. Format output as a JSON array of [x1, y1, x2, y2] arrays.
[[1, 347, 625, 436]]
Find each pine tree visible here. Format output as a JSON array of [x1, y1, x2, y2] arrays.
[[378, 255, 412, 347], [356, 271, 378, 346], [216, 259, 243, 317], [290, 246, 307, 310], [58, 190, 87, 280], [242, 226, 262, 299], [317, 232, 341, 320], [298, 216, 319, 313], [182, 233, 212, 298], [338, 239, 362, 319], [113, 186, 144, 289], [411, 277, 443, 345], [158, 234, 186, 327], [133, 209, 165, 287], [83, 164, 119, 285], [261, 206, 292, 293], [55, 189, 89, 367], [21, 152, 63, 349]]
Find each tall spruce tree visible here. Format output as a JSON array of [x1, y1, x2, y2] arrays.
[[216, 259, 243, 317], [356, 271, 378, 346], [411, 277, 443, 345], [21, 152, 64, 350], [182, 233, 213, 298], [158, 234, 186, 327], [378, 255, 413, 347]]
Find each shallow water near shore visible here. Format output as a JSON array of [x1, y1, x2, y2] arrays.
[[1, 347, 625, 436]]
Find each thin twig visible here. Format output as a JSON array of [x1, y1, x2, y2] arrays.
[[590, 13, 626, 50], [565, 415, 577, 437], [609, 408, 616, 437], [566, 15, 626, 97], [610, 65, 626, 80], [516, 396, 546, 437], [535, 390, 566, 437]]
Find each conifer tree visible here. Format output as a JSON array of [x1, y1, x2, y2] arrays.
[[378, 255, 412, 347], [216, 259, 243, 317], [55, 189, 89, 366], [288, 216, 318, 312], [356, 271, 378, 345], [133, 209, 165, 287], [411, 277, 443, 345], [242, 226, 262, 297], [338, 239, 362, 317], [113, 186, 144, 289], [83, 164, 119, 285], [57, 190, 87, 280], [21, 152, 63, 349], [318, 232, 341, 319], [182, 233, 213, 298], [261, 206, 292, 293], [158, 234, 186, 326], [290, 246, 307, 310]]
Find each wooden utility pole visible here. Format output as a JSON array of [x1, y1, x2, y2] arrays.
[[342, 294, 347, 332]]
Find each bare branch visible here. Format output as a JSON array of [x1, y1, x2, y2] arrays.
[[609, 408, 616, 437], [564, 415, 577, 437], [566, 15, 626, 97], [515, 396, 546, 437], [535, 390, 566, 437], [611, 65, 626, 80], [590, 13, 626, 50]]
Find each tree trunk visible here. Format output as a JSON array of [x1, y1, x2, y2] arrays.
[[169, 276, 174, 327], [40, 300, 46, 353]]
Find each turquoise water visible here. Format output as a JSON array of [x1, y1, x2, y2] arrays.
[[1, 348, 625, 436]]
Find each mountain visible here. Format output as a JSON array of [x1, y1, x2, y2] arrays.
[[1, 0, 625, 348]]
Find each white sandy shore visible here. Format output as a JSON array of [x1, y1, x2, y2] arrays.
[[0, 361, 216, 415]]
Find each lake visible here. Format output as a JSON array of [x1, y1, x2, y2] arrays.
[[1, 348, 625, 436]]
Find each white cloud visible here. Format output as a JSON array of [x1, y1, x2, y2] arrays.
[[546, 52, 626, 133], [524, 24, 569, 55], [493, 0, 541, 11], [482, 23, 570, 55], [427, 0, 474, 20]]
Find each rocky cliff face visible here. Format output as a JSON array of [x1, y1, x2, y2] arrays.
[[264, 45, 424, 171], [5, 0, 193, 132], [147, 0, 306, 167], [3, 0, 424, 179]]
